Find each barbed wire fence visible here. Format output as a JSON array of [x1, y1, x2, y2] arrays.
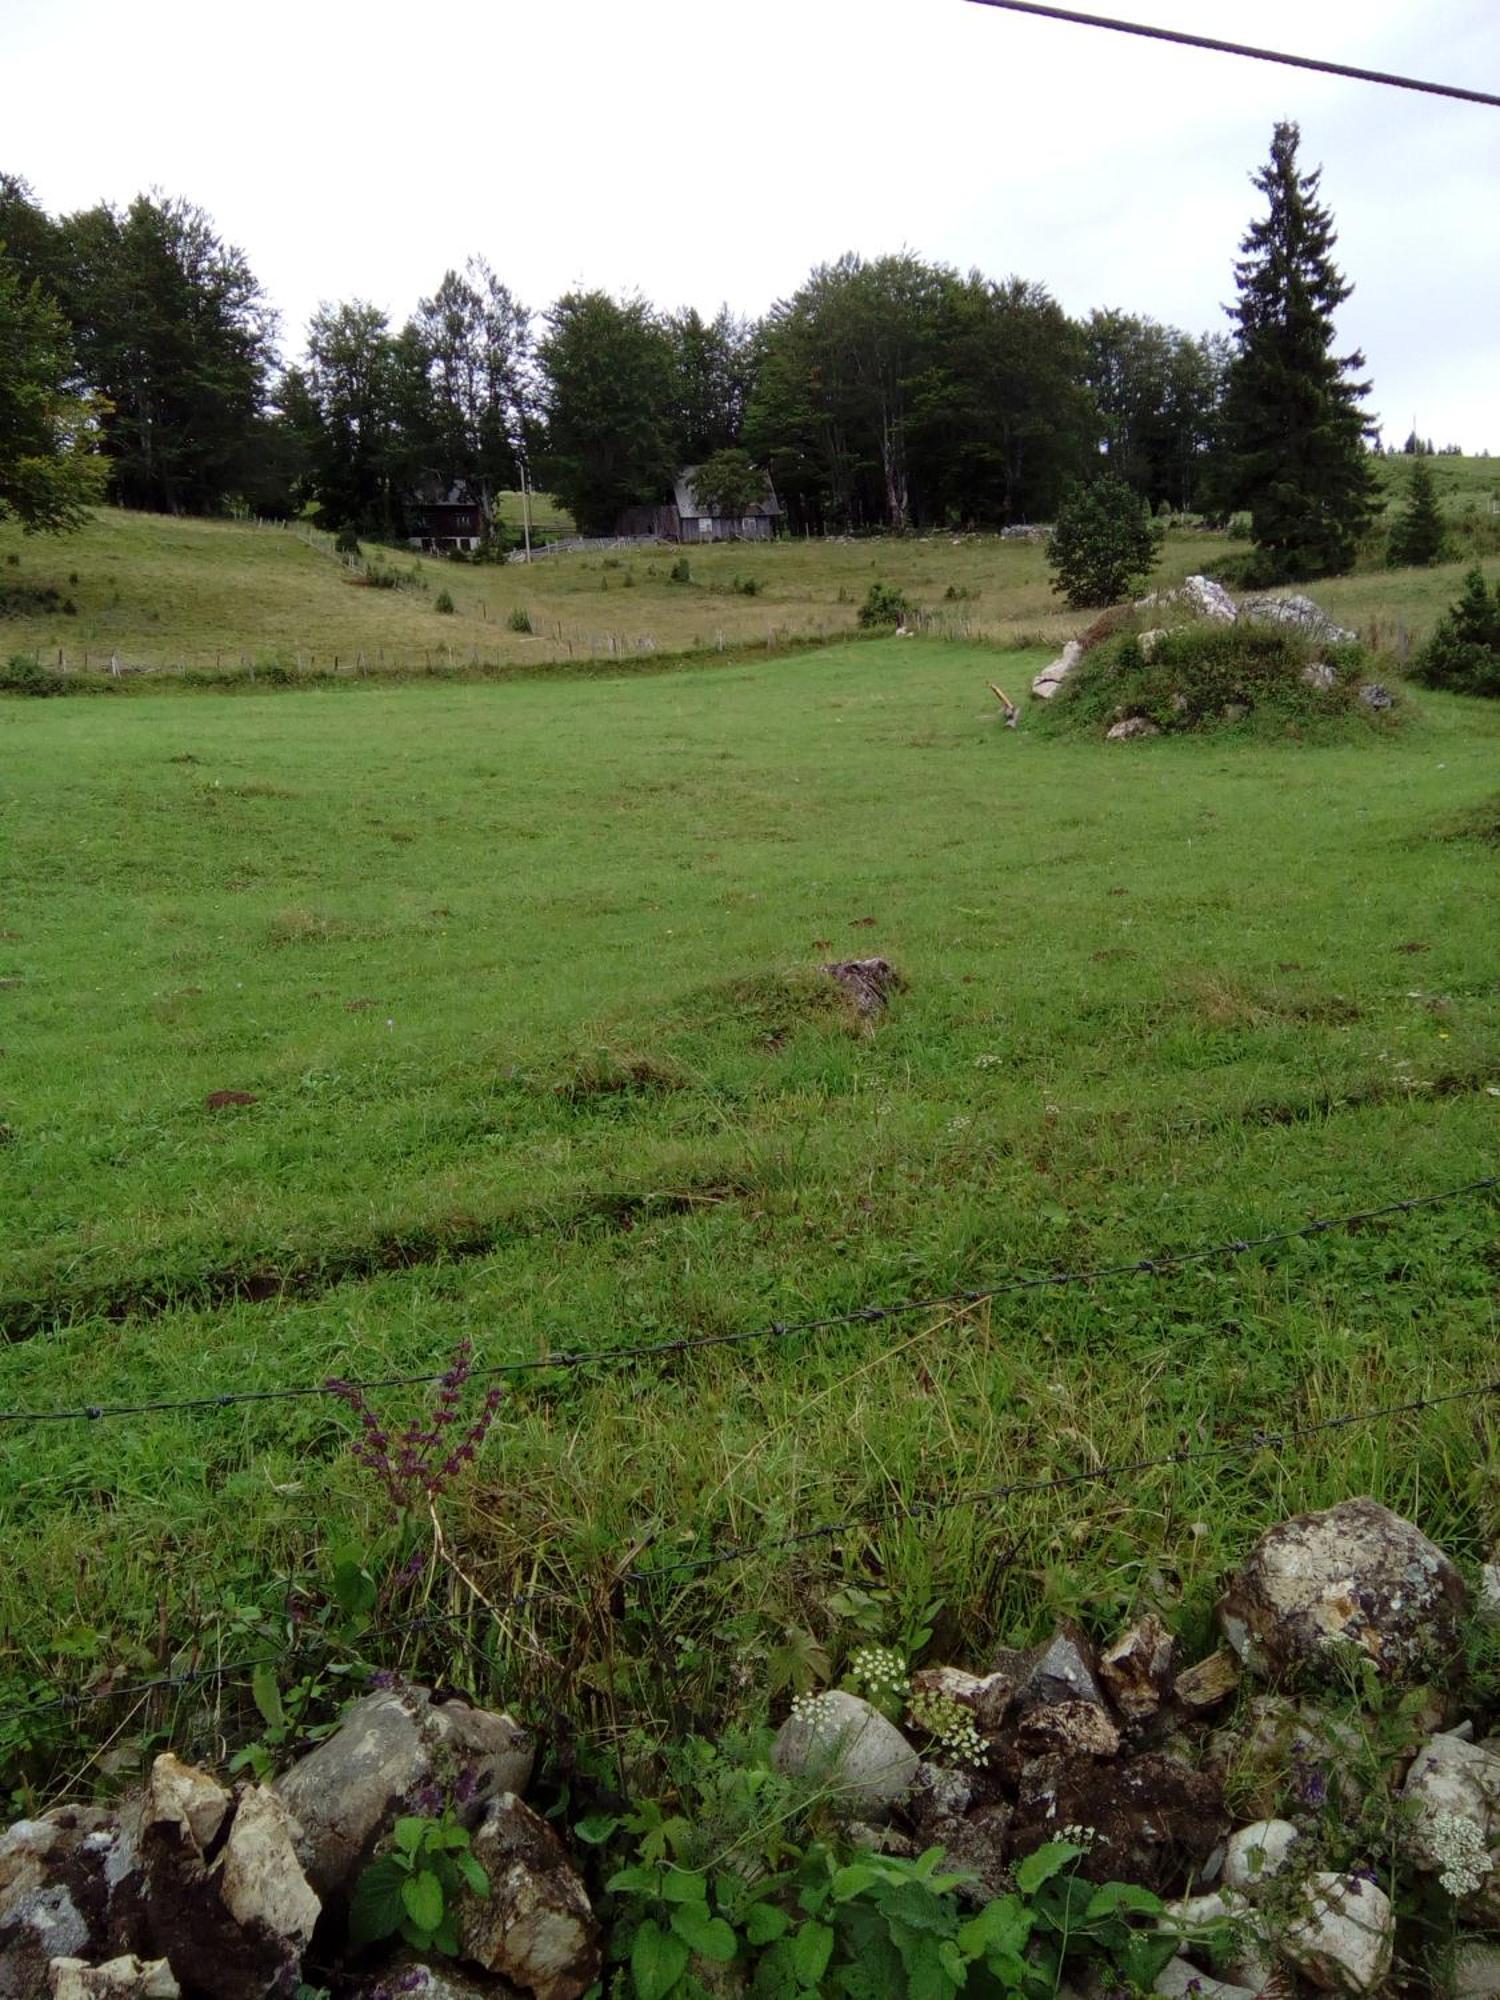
[[3, 1172, 1497, 1742]]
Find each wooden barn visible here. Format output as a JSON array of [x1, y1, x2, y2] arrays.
[[616, 466, 782, 543], [405, 478, 487, 553]]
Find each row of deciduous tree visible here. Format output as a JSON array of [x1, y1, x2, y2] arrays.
[[1, 125, 1383, 583]]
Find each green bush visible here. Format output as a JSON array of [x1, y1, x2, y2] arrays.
[[1047, 477, 1162, 608], [0, 654, 66, 696], [334, 527, 362, 558], [508, 606, 533, 634], [1048, 621, 1383, 736], [857, 581, 914, 628], [434, 589, 456, 615], [1412, 567, 1500, 697], [668, 556, 693, 584]]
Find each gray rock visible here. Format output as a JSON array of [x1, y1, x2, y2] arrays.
[[216, 1786, 318, 1956], [1016, 1700, 1120, 1759], [1222, 701, 1250, 723], [823, 957, 902, 1018], [457, 1794, 600, 2000], [275, 1686, 533, 1899], [1223, 1819, 1300, 1896], [1357, 682, 1393, 710], [1100, 1614, 1176, 1721], [771, 1691, 918, 1814], [1153, 1958, 1258, 1999], [1217, 1497, 1467, 1686], [995, 1625, 1107, 1715], [1106, 716, 1160, 741], [1032, 640, 1084, 698], [1281, 1872, 1394, 1994], [48, 1960, 179, 2000], [1301, 661, 1338, 690], [1238, 593, 1357, 645], [0, 1806, 145, 1969], [1454, 1942, 1500, 1999], [1478, 1561, 1500, 1628], [1399, 1732, 1500, 1915], [1138, 627, 1168, 660], [0, 1885, 89, 2000], [1180, 575, 1239, 624]]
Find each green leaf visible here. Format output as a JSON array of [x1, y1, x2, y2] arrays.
[[575, 1814, 623, 1846], [632, 1918, 690, 2000], [670, 1906, 738, 1962], [607, 1864, 664, 1895], [830, 1864, 884, 1904], [457, 1848, 490, 1898], [347, 1855, 408, 1946], [250, 1661, 284, 1731], [791, 1921, 834, 1987], [1117, 1929, 1183, 1987], [660, 1867, 709, 1905], [1013, 1842, 1083, 1896], [393, 1816, 428, 1855], [332, 1553, 377, 1620], [744, 1903, 790, 1945], [1084, 1880, 1164, 1920], [958, 1895, 1033, 1963], [402, 1868, 445, 1936]]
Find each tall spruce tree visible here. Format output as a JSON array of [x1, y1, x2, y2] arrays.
[[1221, 123, 1376, 582], [1386, 452, 1448, 568]]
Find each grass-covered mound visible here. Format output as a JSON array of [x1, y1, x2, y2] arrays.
[[1046, 620, 1397, 738]]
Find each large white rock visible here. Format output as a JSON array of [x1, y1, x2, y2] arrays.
[[1106, 717, 1160, 741], [276, 1687, 533, 1897], [1032, 640, 1084, 698], [771, 1690, 918, 1814], [1238, 593, 1357, 644], [48, 1960, 179, 2000], [1217, 1497, 1467, 1685], [216, 1787, 319, 1954], [1154, 1959, 1258, 1999], [1180, 575, 1238, 623], [1282, 1873, 1394, 1994], [1223, 1819, 1300, 1897]]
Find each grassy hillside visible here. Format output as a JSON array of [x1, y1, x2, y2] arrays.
[[3, 635, 1497, 1780], [7, 500, 1500, 683]]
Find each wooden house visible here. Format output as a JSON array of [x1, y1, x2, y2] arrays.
[[405, 478, 487, 553], [616, 466, 782, 543]]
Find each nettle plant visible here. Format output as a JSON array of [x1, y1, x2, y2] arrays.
[[350, 1808, 490, 1958]]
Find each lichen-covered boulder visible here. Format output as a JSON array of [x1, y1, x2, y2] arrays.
[[457, 1795, 600, 2000], [48, 1960, 179, 1999], [275, 1686, 533, 1899], [1216, 1498, 1466, 1686]]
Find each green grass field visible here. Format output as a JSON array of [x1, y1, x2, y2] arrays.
[[3, 628, 1498, 1785], [5, 494, 1500, 687]]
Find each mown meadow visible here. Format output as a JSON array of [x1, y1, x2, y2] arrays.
[[2, 607, 1498, 1792]]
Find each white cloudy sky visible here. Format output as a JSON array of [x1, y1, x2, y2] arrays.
[[5, 0, 1499, 447]]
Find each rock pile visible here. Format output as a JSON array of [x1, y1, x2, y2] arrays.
[[7, 1499, 1498, 1998], [1, 1685, 597, 2000]]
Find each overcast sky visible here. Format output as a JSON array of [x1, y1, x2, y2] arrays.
[[5, 0, 1498, 448]]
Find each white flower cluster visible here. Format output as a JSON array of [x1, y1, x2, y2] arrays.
[[974, 1054, 1002, 1070], [1059, 1823, 1102, 1853], [908, 1687, 988, 1769], [1431, 1810, 1493, 1900], [848, 1645, 909, 1699], [789, 1690, 841, 1736]]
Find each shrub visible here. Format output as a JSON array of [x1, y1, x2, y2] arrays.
[[1047, 477, 1162, 608], [668, 556, 693, 584], [434, 589, 455, 615], [334, 527, 362, 558], [857, 581, 914, 628], [508, 606, 533, 634], [1412, 567, 1500, 696], [0, 653, 65, 696], [733, 574, 763, 597]]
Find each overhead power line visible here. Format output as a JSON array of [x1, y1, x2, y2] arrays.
[[0, 1175, 1494, 1428], [963, 1, 1500, 110]]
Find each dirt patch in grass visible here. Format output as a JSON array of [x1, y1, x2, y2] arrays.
[[1179, 971, 1364, 1030], [264, 909, 360, 948]]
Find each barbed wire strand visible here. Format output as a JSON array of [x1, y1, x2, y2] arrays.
[[627, 1376, 1500, 1582], [2, 1175, 1494, 1429], [962, 0, 1500, 111]]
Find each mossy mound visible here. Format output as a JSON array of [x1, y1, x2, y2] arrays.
[[1044, 621, 1399, 739]]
